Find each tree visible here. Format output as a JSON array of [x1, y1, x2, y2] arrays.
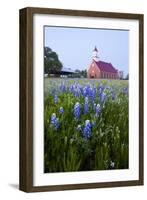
[[81, 70, 87, 78], [74, 69, 81, 78], [125, 74, 129, 80], [74, 69, 87, 78], [44, 47, 63, 74]]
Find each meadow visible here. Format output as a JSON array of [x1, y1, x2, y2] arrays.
[[44, 78, 128, 173]]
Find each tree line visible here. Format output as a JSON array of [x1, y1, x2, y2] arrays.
[[44, 46, 87, 78], [44, 47, 63, 74]]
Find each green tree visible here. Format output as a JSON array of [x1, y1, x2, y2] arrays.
[[44, 47, 63, 75], [74, 69, 87, 78], [74, 69, 81, 78], [125, 74, 129, 80], [81, 70, 87, 78]]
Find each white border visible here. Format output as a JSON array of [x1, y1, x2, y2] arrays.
[[33, 14, 139, 186]]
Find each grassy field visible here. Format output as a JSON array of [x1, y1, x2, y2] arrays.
[[44, 78, 128, 173]]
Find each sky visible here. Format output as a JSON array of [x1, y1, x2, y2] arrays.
[[44, 26, 129, 76]]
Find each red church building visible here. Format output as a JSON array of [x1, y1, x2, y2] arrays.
[[87, 47, 119, 79]]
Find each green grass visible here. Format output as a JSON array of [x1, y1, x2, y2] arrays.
[[44, 78, 128, 173]]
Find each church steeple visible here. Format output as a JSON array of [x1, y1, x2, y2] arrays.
[[94, 46, 98, 52], [92, 46, 99, 62]]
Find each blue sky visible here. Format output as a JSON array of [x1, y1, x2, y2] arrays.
[[44, 26, 129, 76]]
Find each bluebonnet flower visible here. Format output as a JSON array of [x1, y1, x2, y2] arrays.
[[74, 102, 80, 120], [93, 86, 97, 98], [83, 120, 92, 139], [82, 86, 88, 97], [83, 97, 89, 114], [85, 96, 89, 104], [98, 85, 105, 96], [50, 113, 59, 130], [59, 107, 64, 114], [99, 91, 106, 104], [110, 161, 115, 168], [96, 104, 101, 117], [59, 82, 66, 92], [77, 124, 82, 131], [76, 84, 82, 97], [69, 84, 74, 93], [112, 91, 116, 100], [74, 87, 81, 97], [54, 94, 58, 103], [70, 83, 81, 97], [89, 86, 96, 100], [51, 113, 56, 123], [98, 85, 106, 104], [122, 87, 128, 95], [88, 87, 93, 97], [82, 85, 90, 97]]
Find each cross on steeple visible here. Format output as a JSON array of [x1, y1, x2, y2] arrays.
[[92, 46, 99, 61]]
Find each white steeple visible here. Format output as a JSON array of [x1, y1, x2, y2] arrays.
[[92, 46, 99, 62]]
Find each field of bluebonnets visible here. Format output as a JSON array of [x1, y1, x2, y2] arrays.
[[44, 78, 128, 173]]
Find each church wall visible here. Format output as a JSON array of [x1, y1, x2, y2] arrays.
[[87, 48, 119, 79], [87, 61, 101, 78], [88, 65, 119, 79]]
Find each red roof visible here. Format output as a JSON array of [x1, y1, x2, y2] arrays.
[[95, 61, 117, 73]]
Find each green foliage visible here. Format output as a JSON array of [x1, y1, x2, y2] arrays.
[[125, 74, 129, 80], [44, 78, 129, 172], [74, 69, 87, 78], [44, 46, 63, 74]]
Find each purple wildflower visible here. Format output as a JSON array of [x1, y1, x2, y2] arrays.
[[86, 86, 95, 100], [77, 124, 82, 131], [110, 161, 115, 168], [99, 91, 106, 104], [82, 86, 88, 97], [122, 87, 128, 95], [96, 104, 101, 117], [50, 113, 59, 130], [83, 97, 89, 114], [98, 85, 105, 96], [60, 82, 66, 92], [54, 94, 58, 103], [98, 85, 106, 104], [59, 107, 64, 114], [74, 102, 80, 120], [83, 120, 92, 139]]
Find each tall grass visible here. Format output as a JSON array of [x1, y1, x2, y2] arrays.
[[44, 78, 128, 172]]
